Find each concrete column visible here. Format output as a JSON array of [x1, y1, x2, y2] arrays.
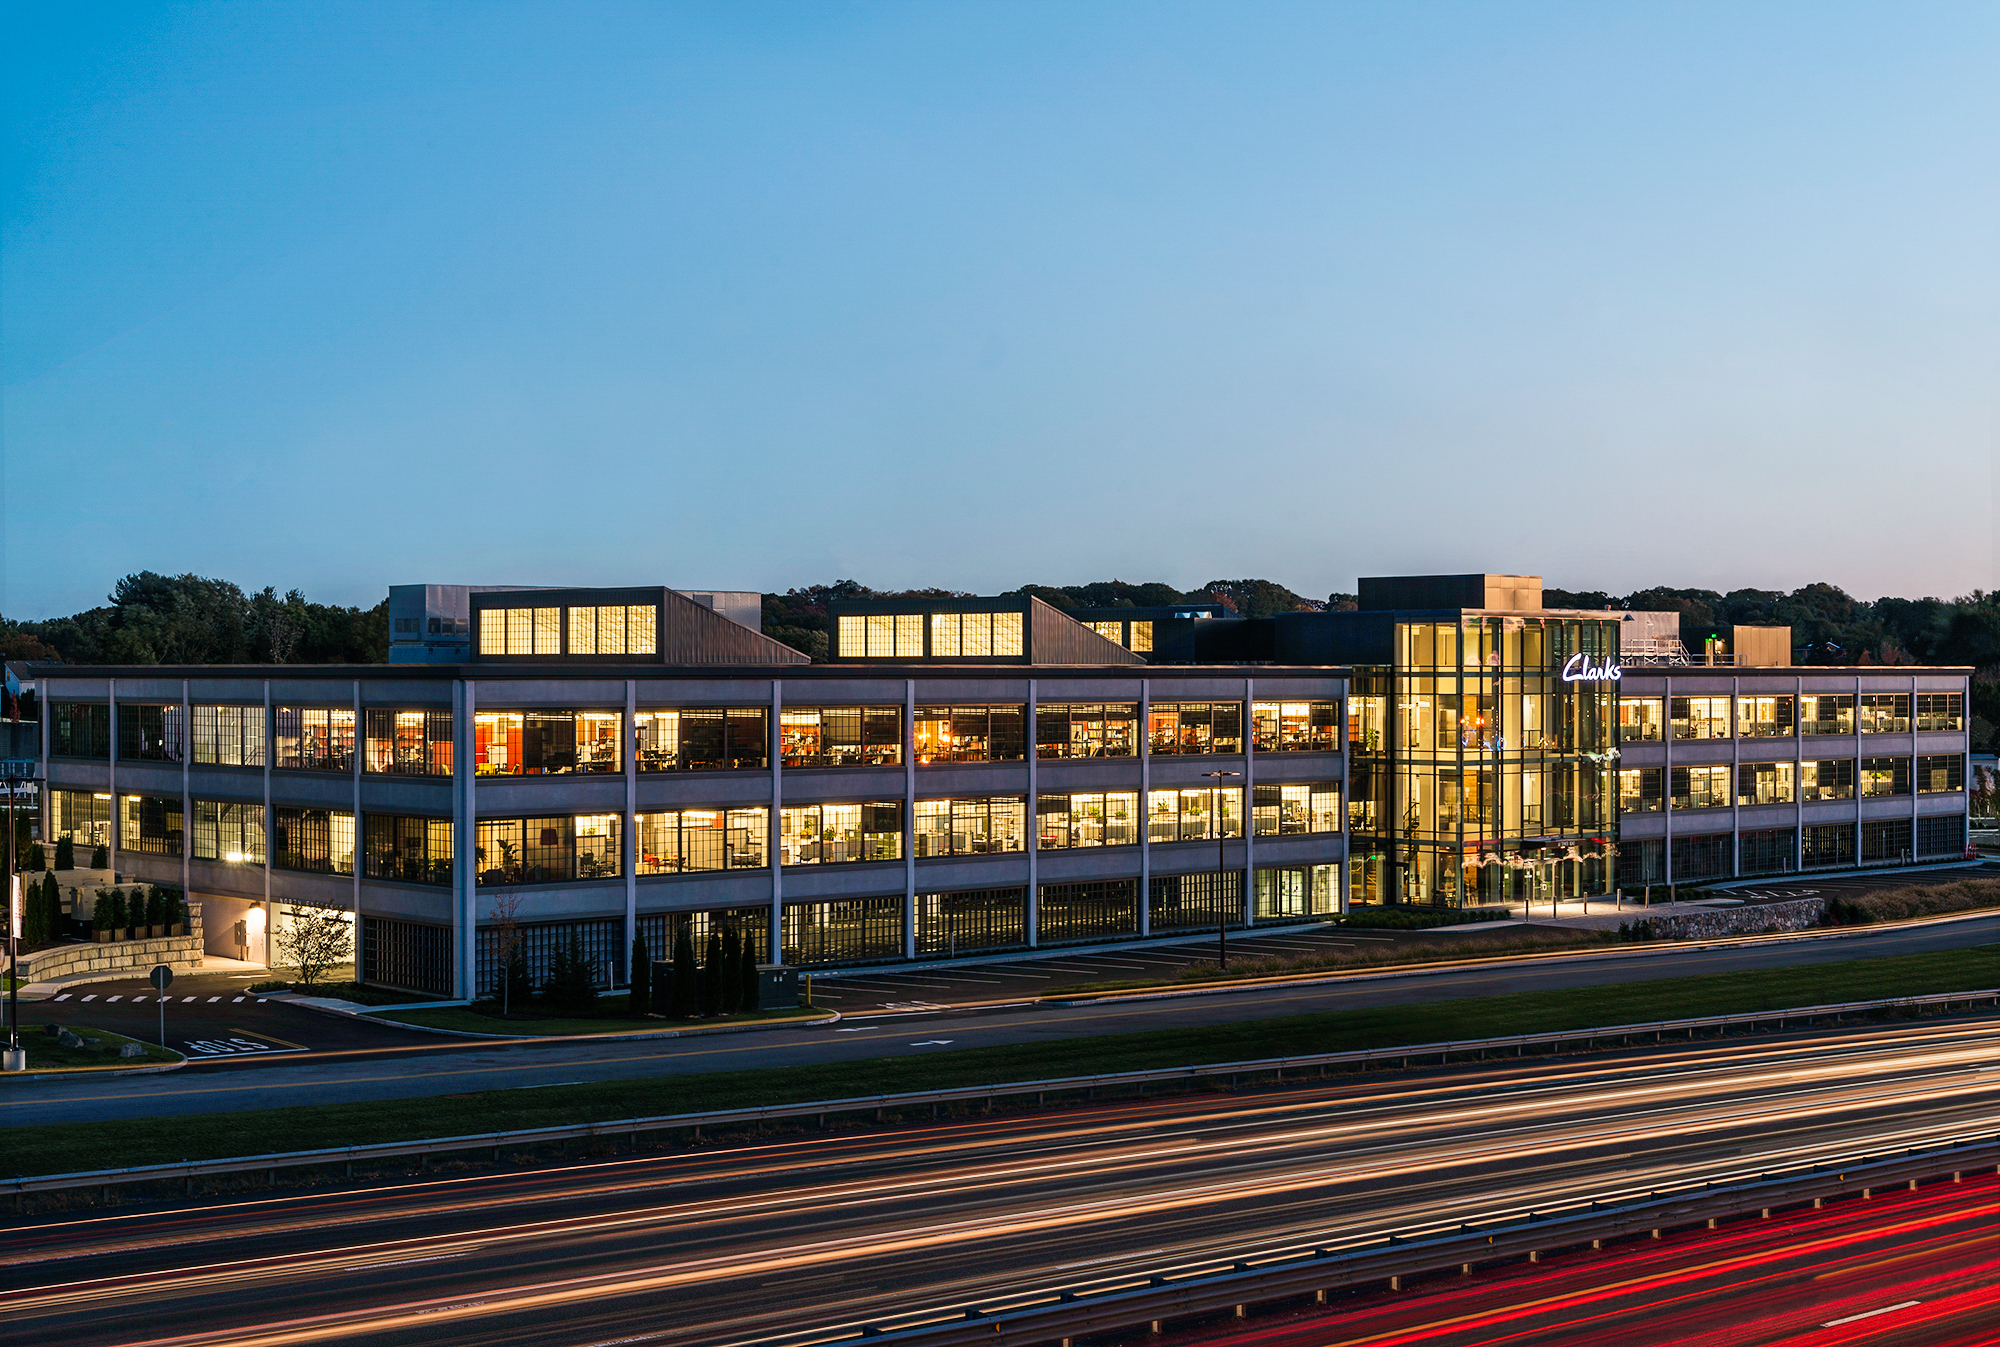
[[1853, 675, 1864, 864], [1138, 678, 1151, 937], [1662, 681, 1675, 887], [1730, 675, 1741, 878], [262, 681, 272, 949], [903, 679, 916, 960], [1026, 680, 1038, 947], [1243, 677, 1256, 924], [350, 681, 362, 978], [38, 696, 49, 866], [770, 679, 783, 964], [181, 680, 192, 908], [624, 680, 637, 978], [458, 680, 477, 999], [1910, 673, 1920, 861], [107, 680, 118, 878]]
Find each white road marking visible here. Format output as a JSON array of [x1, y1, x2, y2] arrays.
[[1822, 1300, 1920, 1328], [53, 994, 70, 1001], [909, 1040, 955, 1046], [833, 1027, 882, 1033], [183, 996, 197, 1002], [131, 996, 147, 1003], [207, 996, 221, 1002], [232, 996, 245, 1002], [81, 994, 96, 1001]]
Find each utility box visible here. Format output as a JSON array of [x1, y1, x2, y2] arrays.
[[650, 959, 677, 1012], [755, 963, 799, 1010]]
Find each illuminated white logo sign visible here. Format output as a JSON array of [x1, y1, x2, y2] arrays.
[[1561, 653, 1622, 683]]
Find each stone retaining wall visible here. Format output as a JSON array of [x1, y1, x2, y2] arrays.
[[1643, 897, 1825, 940], [23, 901, 208, 986]]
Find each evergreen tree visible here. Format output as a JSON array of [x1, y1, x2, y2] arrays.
[[545, 930, 598, 1015], [699, 931, 724, 1016], [627, 933, 651, 1016], [54, 835, 74, 871], [718, 925, 742, 1013], [504, 945, 533, 1012], [91, 843, 108, 868], [739, 935, 761, 1011], [670, 922, 698, 1018]]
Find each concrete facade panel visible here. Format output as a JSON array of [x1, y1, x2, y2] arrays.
[[913, 856, 1031, 890], [268, 773, 360, 808], [357, 885, 456, 923], [635, 871, 774, 910], [633, 776, 775, 810], [357, 779, 455, 814], [470, 679, 631, 707], [188, 766, 265, 801], [475, 776, 627, 814]]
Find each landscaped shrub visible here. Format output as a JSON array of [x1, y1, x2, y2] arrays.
[[739, 935, 761, 1011], [544, 930, 597, 1016], [1333, 906, 1513, 931], [627, 933, 651, 1016], [1820, 879, 2000, 928], [718, 925, 743, 1014], [160, 888, 185, 930], [699, 931, 724, 1016], [90, 843, 108, 868], [670, 923, 698, 1019], [92, 888, 123, 935], [26, 842, 43, 872], [145, 888, 165, 931], [54, 836, 75, 871]]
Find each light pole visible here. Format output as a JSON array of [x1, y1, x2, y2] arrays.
[[4, 760, 30, 1072], [1203, 770, 1242, 969]]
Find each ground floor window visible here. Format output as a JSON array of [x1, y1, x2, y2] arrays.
[[50, 789, 113, 850], [1917, 815, 1965, 857], [272, 808, 355, 876], [1738, 828, 1796, 875], [916, 887, 1026, 956], [1617, 839, 1665, 888], [1253, 865, 1338, 918], [635, 908, 772, 968], [1348, 850, 1389, 906], [476, 917, 622, 996], [361, 917, 452, 995], [1038, 878, 1139, 942], [362, 814, 455, 886], [1860, 819, 1913, 864], [193, 800, 266, 865], [1670, 832, 1731, 882], [120, 794, 183, 856], [475, 814, 622, 884], [1803, 823, 1854, 869], [783, 897, 904, 964], [1148, 870, 1244, 931]]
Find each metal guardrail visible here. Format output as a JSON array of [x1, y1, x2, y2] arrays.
[[801, 1135, 2000, 1347], [8, 987, 1997, 1200]]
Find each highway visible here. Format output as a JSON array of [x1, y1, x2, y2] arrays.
[[4, 1015, 1998, 1347], [1178, 1173, 2000, 1345], [6, 910, 1995, 1126]]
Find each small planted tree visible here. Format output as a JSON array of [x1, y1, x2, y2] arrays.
[[486, 888, 529, 1014], [26, 842, 42, 872], [275, 893, 355, 990], [627, 933, 651, 1016], [546, 930, 598, 1016], [699, 931, 724, 1016], [145, 887, 165, 934], [739, 934, 761, 1012], [92, 887, 122, 938], [54, 835, 75, 871], [91, 843, 108, 868], [161, 888, 185, 933], [718, 925, 743, 1014], [670, 922, 698, 1019]]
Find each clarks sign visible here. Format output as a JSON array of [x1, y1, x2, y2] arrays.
[[1560, 653, 1622, 683]]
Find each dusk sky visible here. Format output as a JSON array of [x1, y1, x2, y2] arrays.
[[5, 1, 1995, 618]]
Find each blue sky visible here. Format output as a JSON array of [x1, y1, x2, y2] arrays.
[[4, 2, 1996, 617]]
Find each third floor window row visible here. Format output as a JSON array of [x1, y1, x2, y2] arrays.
[[48, 697, 1345, 775], [1619, 693, 1964, 742]]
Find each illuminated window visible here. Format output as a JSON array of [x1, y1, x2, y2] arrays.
[[50, 790, 114, 849], [1130, 621, 1153, 653], [1801, 760, 1854, 801], [1087, 620, 1123, 643], [914, 797, 1026, 857], [193, 800, 266, 865], [272, 807, 355, 876], [1918, 754, 1963, 792], [1617, 767, 1663, 813], [1037, 792, 1139, 849], [1860, 757, 1909, 797], [1669, 765, 1730, 810], [925, 611, 1023, 658], [474, 814, 623, 884], [1618, 698, 1664, 743], [364, 709, 454, 776], [634, 708, 768, 771], [192, 706, 266, 766], [119, 794, 184, 856], [1858, 694, 1911, 734], [363, 814, 455, 886], [914, 705, 1027, 762], [780, 707, 901, 767], [1252, 701, 1343, 752], [1736, 762, 1795, 805], [1801, 695, 1854, 735], [472, 710, 619, 775], [1916, 694, 1964, 732], [1147, 702, 1243, 755], [1036, 703, 1138, 759], [275, 707, 355, 772], [1251, 783, 1342, 836], [635, 807, 769, 873], [1670, 697, 1731, 740], [778, 803, 904, 865], [1146, 787, 1244, 842]]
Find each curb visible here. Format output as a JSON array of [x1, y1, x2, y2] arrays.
[[1, 1056, 188, 1081], [342, 1007, 842, 1043]]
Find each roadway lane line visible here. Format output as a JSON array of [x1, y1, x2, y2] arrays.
[[1822, 1299, 1921, 1327]]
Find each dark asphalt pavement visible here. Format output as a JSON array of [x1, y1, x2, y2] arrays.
[[4, 1016, 1997, 1347]]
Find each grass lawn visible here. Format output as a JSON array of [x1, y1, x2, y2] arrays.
[[14, 1025, 182, 1072], [4, 943, 1994, 1178], [370, 1005, 830, 1035], [1060, 927, 1613, 993]]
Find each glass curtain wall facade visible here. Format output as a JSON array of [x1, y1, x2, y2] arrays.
[[1350, 616, 1616, 907]]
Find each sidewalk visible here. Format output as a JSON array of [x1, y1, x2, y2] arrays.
[[21, 954, 269, 998]]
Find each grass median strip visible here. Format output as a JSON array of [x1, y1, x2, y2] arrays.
[[4, 944, 1995, 1178], [368, 1005, 829, 1036]]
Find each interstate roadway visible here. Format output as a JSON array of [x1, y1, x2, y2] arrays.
[[2, 912, 1995, 1126], [3, 1015, 1999, 1347]]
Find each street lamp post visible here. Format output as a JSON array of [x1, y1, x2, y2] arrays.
[[1202, 770, 1242, 970], [4, 760, 31, 1072]]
